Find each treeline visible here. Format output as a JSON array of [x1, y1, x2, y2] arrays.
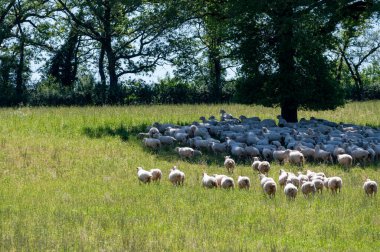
[[0, 1, 380, 119]]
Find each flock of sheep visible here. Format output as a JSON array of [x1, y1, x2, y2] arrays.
[[137, 110, 379, 198], [136, 166, 378, 198]]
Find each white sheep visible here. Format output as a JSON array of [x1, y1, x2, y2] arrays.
[[288, 150, 304, 166], [287, 173, 300, 188], [238, 176, 251, 190], [337, 154, 353, 169], [284, 182, 298, 200], [211, 142, 228, 154], [258, 161, 270, 175], [312, 178, 324, 194], [278, 169, 288, 187], [327, 176, 342, 194], [213, 174, 227, 187], [259, 174, 275, 188], [251, 157, 261, 172], [157, 136, 176, 145], [143, 138, 161, 149], [314, 145, 333, 163], [273, 149, 291, 164], [221, 176, 235, 189], [363, 179, 377, 196], [263, 180, 277, 198], [202, 173, 218, 189], [301, 181, 316, 197], [137, 167, 152, 184], [175, 147, 194, 159], [150, 168, 162, 182], [148, 127, 160, 137], [297, 172, 309, 185], [224, 156, 236, 174], [169, 166, 185, 186]]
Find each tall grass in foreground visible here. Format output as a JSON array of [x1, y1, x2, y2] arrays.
[[0, 101, 379, 251]]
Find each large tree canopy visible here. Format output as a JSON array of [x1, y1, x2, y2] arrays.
[[231, 0, 378, 122]]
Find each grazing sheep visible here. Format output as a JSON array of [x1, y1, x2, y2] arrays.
[[278, 169, 288, 187], [312, 178, 324, 194], [143, 138, 161, 149], [301, 181, 317, 197], [273, 149, 291, 164], [224, 156, 236, 174], [314, 145, 333, 163], [259, 174, 275, 188], [350, 149, 370, 165], [263, 180, 277, 198], [287, 173, 300, 188], [238, 176, 251, 190], [251, 157, 261, 172], [175, 147, 194, 159], [211, 142, 228, 154], [157, 136, 176, 145], [288, 150, 304, 166], [245, 146, 260, 158], [202, 173, 218, 189], [150, 168, 162, 182], [213, 174, 227, 187], [327, 176, 342, 194], [169, 166, 185, 186], [221, 176, 235, 189], [284, 182, 298, 200], [137, 167, 152, 184], [258, 161, 270, 175], [363, 179, 377, 196], [297, 172, 309, 185], [337, 154, 353, 169], [148, 127, 160, 137]]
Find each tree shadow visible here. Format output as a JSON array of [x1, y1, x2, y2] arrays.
[[82, 123, 149, 142]]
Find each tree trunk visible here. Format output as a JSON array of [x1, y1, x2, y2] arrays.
[[209, 37, 222, 103], [99, 44, 106, 87], [277, 3, 298, 122]]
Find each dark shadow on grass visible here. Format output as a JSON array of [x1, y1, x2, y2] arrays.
[[83, 123, 149, 142]]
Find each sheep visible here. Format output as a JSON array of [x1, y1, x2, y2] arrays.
[[213, 174, 227, 187], [169, 166, 185, 186], [150, 168, 162, 182], [262, 147, 273, 161], [245, 146, 260, 158], [259, 174, 275, 188], [148, 127, 160, 137], [314, 145, 333, 163], [230, 144, 247, 159], [312, 178, 324, 194], [137, 167, 152, 184], [263, 180, 277, 198], [327, 176, 342, 194], [350, 149, 370, 165], [296, 146, 315, 161], [238, 176, 251, 190], [251, 157, 261, 172], [301, 181, 317, 197], [258, 161, 270, 175], [157, 136, 176, 145], [297, 172, 309, 185], [337, 154, 353, 169], [220, 176, 235, 189], [363, 179, 377, 196], [175, 147, 194, 159], [287, 173, 300, 188], [273, 149, 291, 164], [174, 132, 189, 144], [202, 173, 218, 189], [288, 150, 304, 166], [193, 150, 202, 157], [224, 156, 236, 174], [284, 182, 298, 200], [211, 142, 228, 154], [143, 138, 161, 149], [278, 169, 288, 187]]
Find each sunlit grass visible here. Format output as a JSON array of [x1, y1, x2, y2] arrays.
[[0, 101, 379, 251]]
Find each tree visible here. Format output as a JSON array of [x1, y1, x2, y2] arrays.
[[230, 0, 378, 122], [56, 0, 178, 103]]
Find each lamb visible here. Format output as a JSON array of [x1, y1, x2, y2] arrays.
[[284, 182, 298, 200], [363, 179, 377, 196], [288, 150, 304, 166], [301, 181, 317, 197], [263, 180, 277, 198], [175, 147, 194, 159], [327, 176, 342, 194], [169, 166, 185, 186], [273, 149, 291, 164], [202, 173, 218, 189], [220, 176, 235, 189], [251, 157, 261, 172], [337, 154, 353, 169], [137, 167, 152, 184], [258, 161, 270, 175], [238, 176, 251, 190], [278, 169, 288, 187], [224, 156, 236, 174], [143, 138, 161, 149], [150, 168, 162, 182]]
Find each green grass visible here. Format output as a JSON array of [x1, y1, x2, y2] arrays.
[[0, 101, 379, 251]]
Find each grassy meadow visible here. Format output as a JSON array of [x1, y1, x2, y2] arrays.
[[0, 101, 379, 251]]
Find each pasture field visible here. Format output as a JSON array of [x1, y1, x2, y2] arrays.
[[0, 101, 379, 251]]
